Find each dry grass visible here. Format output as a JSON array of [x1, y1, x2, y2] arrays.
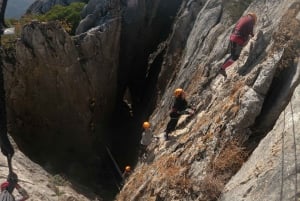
[[212, 140, 248, 180], [197, 140, 248, 201], [220, 80, 245, 120], [158, 156, 191, 189], [214, 115, 222, 124], [198, 173, 224, 201], [228, 80, 245, 104], [202, 131, 214, 144]]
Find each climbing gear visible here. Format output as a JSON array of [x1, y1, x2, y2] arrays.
[[105, 146, 123, 180], [142, 122, 150, 129], [247, 12, 257, 24], [6, 172, 18, 194], [125, 166, 131, 172], [174, 88, 183, 97], [0, 190, 15, 201], [0, 181, 9, 191]]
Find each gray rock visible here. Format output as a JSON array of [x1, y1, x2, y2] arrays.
[[220, 70, 300, 201], [4, 19, 121, 172], [3, 0, 300, 200], [76, 0, 118, 34], [117, 0, 300, 201], [27, 0, 85, 14]]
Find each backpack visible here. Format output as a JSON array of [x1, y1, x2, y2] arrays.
[[0, 190, 15, 201]]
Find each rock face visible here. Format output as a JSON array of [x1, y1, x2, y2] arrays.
[[2, 0, 300, 200], [76, 0, 118, 34], [115, 0, 182, 112], [0, 137, 93, 201], [220, 80, 300, 201], [3, 0, 183, 198], [116, 0, 300, 200], [75, 0, 183, 177], [3, 17, 121, 180]]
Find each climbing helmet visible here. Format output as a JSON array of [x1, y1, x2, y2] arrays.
[[174, 88, 184, 97], [143, 122, 150, 129], [125, 166, 131, 172]]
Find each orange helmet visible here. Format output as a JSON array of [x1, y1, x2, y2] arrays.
[[174, 88, 184, 97], [125, 165, 131, 172], [143, 121, 150, 129], [248, 12, 257, 24]]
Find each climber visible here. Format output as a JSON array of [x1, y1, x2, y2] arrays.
[[122, 165, 132, 180], [139, 121, 155, 160], [0, 172, 29, 201], [219, 12, 258, 76], [164, 88, 194, 141]]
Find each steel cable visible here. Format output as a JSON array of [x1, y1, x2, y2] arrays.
[[290, 100, 298, 201], [280, 109, 285, 201]]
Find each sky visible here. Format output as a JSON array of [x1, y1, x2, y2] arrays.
[[5, 0, 35, 19]]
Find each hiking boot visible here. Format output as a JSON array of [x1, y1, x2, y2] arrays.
[[219, 68, 227, 78]]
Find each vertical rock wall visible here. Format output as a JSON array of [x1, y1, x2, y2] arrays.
[[116, 0, 300, 200], [3, 18, 121, 181]]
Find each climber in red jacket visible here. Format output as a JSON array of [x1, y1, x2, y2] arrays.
[[219, 12, 257, 76]]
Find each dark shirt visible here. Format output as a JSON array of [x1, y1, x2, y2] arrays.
[[170, 97, 188, 118]]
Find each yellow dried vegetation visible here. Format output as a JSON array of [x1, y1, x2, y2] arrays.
[[198, 173, 224, 201], [220, 80, 245, 119], [212, 140, 248, 179], [198, 140, 248, 201], [153, 155, 192, 192], [202, 131, 214, 144]]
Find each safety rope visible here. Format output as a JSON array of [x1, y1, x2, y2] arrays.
[[279, 110, 285, 201], [279, 99, 299, 201], [290, 100, 298, 201], [105, 146, 123, 180]]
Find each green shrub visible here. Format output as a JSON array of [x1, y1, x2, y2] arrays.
[[38, 2, 85, 34]]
